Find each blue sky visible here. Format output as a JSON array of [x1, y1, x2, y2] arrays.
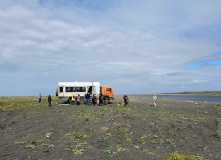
[[0, 0, 221, 96], [186, 52, 221, 69]]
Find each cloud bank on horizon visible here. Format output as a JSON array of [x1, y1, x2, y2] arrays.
[[0, 0, 221, 96]]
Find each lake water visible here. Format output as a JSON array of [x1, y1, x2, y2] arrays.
[[129, 94, 221, 104]]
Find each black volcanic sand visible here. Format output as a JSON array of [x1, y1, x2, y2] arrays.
[[0, 95, 221, 160]]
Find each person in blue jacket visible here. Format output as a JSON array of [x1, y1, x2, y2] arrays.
[[39, 93, 42, 103]]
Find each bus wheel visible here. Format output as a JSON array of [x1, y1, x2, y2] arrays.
[[68, 97, 72, 104]]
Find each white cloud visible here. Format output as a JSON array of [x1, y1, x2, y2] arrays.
[[0, 0, 221, 96]]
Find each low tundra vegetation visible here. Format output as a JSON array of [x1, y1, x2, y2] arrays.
[[0, 96, 220, 159], [211, 104, 221, 109], [161, 152, 206, 160]]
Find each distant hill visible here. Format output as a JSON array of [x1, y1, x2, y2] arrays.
[[159, 91, 221, 95]]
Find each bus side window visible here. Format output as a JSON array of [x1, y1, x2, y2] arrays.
[[66, 87, 73, 92], [60, 87, 63, 92], [82, 87, 86, 92]]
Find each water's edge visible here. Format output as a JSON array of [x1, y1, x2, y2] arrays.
[[128, 94, 221, 104]]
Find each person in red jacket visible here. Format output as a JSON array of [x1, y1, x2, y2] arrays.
[[123, 94, 129, 106]]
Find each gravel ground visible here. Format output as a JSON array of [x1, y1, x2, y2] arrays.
[[0, 95, 221, 160]]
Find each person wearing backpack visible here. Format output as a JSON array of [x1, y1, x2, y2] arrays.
[[126, 96, 129, 105], [123, 94, 129, 106]]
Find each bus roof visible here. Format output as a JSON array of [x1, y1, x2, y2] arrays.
[[58, 82, 100, 87]]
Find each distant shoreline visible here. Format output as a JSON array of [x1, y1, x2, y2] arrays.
[[128, 91, 221, 96], [127, 94, 221, 104]]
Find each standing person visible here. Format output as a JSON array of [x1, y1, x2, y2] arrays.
[[84, 93, 86, 105], [153, 95, 157, 107], [72, 93, 75, 106], [103, 96, 106, 105], [77, 94, 81, 106], [97, 94, 100, 105], [48, 95, 52, 106], [99, 94, 103, 106], [123, 94, 128, 106], [126, 96, 129, 105], [39, 93, 42, 103], [92, 94, 96, 106], [85, 92, 90, 106], [123, 94, 126, 105]]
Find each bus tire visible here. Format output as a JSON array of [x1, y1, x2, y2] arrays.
[[68, 97, 72, 104]]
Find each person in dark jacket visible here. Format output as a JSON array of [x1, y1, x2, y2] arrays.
[[48, 95, 52, 106], [103, 96, 106, 105], [123, 94, 129, 106], [85, 92, 90, 106], [84, 93, 86, 104], [99, 94, 103, 106], [92, 94, 96, 106]]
